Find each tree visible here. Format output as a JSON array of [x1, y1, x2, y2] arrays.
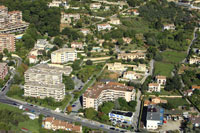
[[99, 102, 114, 114], [3, 49, 8, 56], [53, 37, 63, 47], [72, 60, 81, 70], [0, 53, 3, 62], [85, 108, 97, 119], [67, 106, 72, 113], [63, 76, 74, 90], [86, 60, 93, 65]]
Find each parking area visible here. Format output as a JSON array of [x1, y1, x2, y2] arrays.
[[159, 120, 181, 132]]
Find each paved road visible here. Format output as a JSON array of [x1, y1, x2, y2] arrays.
[[133, 90, 141, 130]]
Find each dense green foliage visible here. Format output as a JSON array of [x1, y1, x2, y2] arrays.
[[63, 75, 75, 90], [0, 109, 29, 130]]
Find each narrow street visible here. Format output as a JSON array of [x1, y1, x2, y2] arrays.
[[133, 90, 141, 130]]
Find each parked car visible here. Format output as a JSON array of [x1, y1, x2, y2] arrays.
[[100, 125, 104, 128], [72, 105, 76, 107], [110, 127, 115, 130]]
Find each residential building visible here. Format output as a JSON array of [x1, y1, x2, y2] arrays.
[[109, 110, 134, 125], [156, 75, 167, 85], [123, 37, 132, 44], [28, 55, 38, 64], [0, 6, 29, 34], [80, 28, 90, 35], [106, 62, 127, 73], [24, 82, 65, 101], [189, 56, 200, 64], [163, 24, 175, 30], [48, 0, 68, 8], [0, 34, 15, 53], [192, 85, 200, 90], [148, 83, 161, 92], [183, 89, 193, 96], [24, 64, 72, 101], [109, 18, 121, 25], [83, 82, 135, 110], [128, 9, 139, 15], [118, 52, 146, 60], [71, 42, 83, 49], [61, 12, 80, 24], [34, 39, 53, 51], [123, 71, 142, 80], [133, 64, 147, 72], [144, 97, 167, 106], [0, 63, 8, 79], [51, 48, 77, 64], [42, 117, 82, 132], [48, 0, 62, 7], [97, 23, 112, 31], [146, 105, 164, 130], [90, 3, 101, 10]]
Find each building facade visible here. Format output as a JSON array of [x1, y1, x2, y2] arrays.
[[109, 110, 134, 125], [83, 82, 135, 110], [0, 63, 8, 79], [146, 105, 164, 130], [148, 83, 161, 92], [0, 34, 15, 53], [156, 75, 167, 85], [24, 64, 72, 101], [0, 6, 29, 34], [118, 53, 146, 60], [97, 24, 112, 31], [43, 117, 82, 132], [51, 48, 77, 64]]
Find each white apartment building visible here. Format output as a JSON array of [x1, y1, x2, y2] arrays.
[[156, 75, 167, 85], [51, 48, 77, 64], [83, 82, 135, 110], [24, 82, 65, 101], [90, 3, 101, 10], [24, 64, 72, 101], [123, 71, 142, 80], [97, 23, 112, 31], [148, 83, 161, 92]]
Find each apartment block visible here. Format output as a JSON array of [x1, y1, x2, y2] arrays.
[[118, 52, 146, 60], [0, 63, 8, 79], [0, 5, 29, 34], [24, 64, 72, 101], [83, 82, 135, 110], [24, 81, 65, 101], [0, 34, 15, 53], [51, 48, 77, 64]]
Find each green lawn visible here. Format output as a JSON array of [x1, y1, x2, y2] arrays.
[[154, 62, 174, 77], [18, 119, 40, 133], [161, 50, 186, 64], [162, 97, 189, 108]]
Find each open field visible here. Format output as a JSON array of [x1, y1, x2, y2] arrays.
[[154, 62, 174, 77], [161, 50, 186, 64], [162, 97, 189, 108]]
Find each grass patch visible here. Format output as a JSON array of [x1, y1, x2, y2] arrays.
[[162, 97, 189, 108], [18, 119, 40, 133], [154, 62, 174, 77], [161, 50, 186, 64]]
